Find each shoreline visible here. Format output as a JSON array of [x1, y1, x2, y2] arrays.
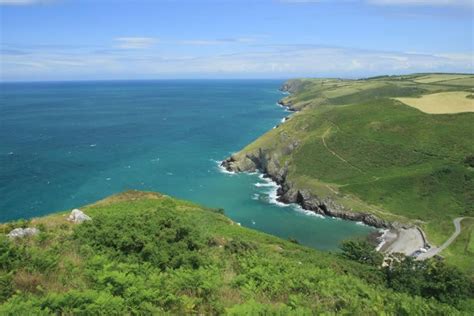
[[220, 84, 430, 257]]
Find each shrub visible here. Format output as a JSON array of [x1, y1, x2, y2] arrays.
[[340, 240, 383, 267], [385, 258, 474, 306], [224, 239, 257, 254], [74, 208, 205, 270], [464, 155, 474, 168], [0, 236, 23, 270], [0, 272, 13, 303]]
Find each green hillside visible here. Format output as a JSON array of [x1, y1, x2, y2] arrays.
[[0, 191, 472, 314], [225, 73, 474, 274]]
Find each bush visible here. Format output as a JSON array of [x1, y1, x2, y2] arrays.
[[385, 258, 474, 306], [224, 239, 257, 254], [464, 155, 474, 168], [0, 272, 13, 303], [340, 240, 383, 267], [0, 236, 23, 270], [74, 208, 205, 270]]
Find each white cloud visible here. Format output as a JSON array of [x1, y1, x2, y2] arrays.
[[1, 44, 472, 81], [114, 37, 157, 49]]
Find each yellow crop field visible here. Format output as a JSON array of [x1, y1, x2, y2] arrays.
[[414, 74, 472, 84], [396, 91, 474, 114]]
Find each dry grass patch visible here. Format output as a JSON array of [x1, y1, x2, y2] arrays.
[[395, 91, 474, 114], [91, 190, 164, 206], [413, 74, 472, 84], [437, 77, 474, 87]]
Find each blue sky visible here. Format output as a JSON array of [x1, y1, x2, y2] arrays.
[[0, 0, 473, 81]]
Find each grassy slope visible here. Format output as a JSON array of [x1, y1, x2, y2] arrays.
[[234, 73, 474, 274], [0, 191, 464, 314]]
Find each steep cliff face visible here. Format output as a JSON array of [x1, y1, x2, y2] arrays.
[[221, 79, 391, 229], [221, 142, 390, 229], [278, 79, 305, 111], [280, 79, 307, 94]]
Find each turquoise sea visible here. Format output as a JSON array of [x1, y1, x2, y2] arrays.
[[0, 80, 374, 250]]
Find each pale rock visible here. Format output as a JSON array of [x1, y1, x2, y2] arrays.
[[7, 227, 39, 239], [68, 209, 91, 223]]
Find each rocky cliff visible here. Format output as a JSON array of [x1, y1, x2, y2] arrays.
[[221, 150, 390, 228], [221, 81, 391, 229]]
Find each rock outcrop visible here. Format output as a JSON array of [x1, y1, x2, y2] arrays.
[[68, 209, 92, 223], [280, 79, 306, 94], [7, 227, 39, 239], [277, 99, 298, 112]]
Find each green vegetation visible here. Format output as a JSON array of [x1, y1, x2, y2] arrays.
[[232, 73, 474, 274], [1, 191, 472, 314], [340, 239, 383, 267], [340, 240, 473, 307]]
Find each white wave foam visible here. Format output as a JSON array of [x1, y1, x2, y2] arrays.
[[294, 207, 325, 219], [254, 182, 274, 187], [251, 193, 260, 200], [218, 164, 236, 175], [375, 229, 389, 251], [211, 159, 236, 175], [255, 174, 326, 218], [267, 185, 287, 207]]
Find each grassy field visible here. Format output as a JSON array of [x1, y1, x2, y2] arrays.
[[396, 91, 474, 114], [233, 73, 474, 274], [413, 74, 471, 84], [0, 191, 471, 314]]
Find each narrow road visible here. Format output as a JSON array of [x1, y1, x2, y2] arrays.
[[416, 217, 464, 260]]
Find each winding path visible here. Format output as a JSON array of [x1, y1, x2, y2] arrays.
[[416, 217, 465, 260], [319, 125, 467, 259], [321, 127, 379, 182], [321, 127, 364, 173]]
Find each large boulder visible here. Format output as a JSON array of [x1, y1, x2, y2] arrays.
[[68, 209, 91, 223], [7, 227, 39, 239]]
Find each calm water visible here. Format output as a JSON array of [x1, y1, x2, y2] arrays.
[[0, 80, 374, 250]]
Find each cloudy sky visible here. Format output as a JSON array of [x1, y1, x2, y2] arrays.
[[0, 0, 472, 81]]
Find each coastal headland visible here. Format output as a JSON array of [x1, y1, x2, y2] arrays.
[[221, 73, 474, 272]]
